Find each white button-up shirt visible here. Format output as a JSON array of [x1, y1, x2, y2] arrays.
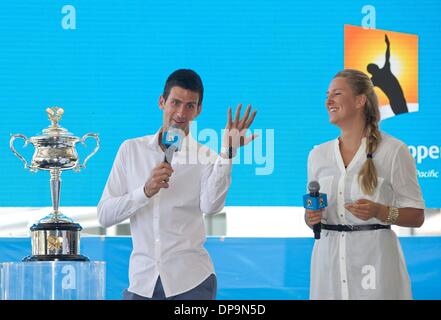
[[307, 132, 425, 300], [97, 130, 232, 298]]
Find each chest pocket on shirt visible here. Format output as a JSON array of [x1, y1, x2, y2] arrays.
[[350, 175, 384, 203], [318, 176, 333, 203], [317, 176, 333, 223], [166, 164, 201, 208]]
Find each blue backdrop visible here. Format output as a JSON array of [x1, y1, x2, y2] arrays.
[[0, 1, 440, 207], [0, 236, 440, 300]]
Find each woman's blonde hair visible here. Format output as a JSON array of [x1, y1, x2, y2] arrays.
[[334, 69, 381, 195]]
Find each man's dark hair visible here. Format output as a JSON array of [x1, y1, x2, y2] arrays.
[[162, 69, 204, 106]]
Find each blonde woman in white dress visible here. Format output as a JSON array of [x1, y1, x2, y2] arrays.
[[305, 69, 425, 300]]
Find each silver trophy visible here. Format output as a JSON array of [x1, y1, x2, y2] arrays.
[[10, 107, 100, 261]]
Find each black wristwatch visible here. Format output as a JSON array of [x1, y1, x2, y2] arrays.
[[221, 146, 236, 159]]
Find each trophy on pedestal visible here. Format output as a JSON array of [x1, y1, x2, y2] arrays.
[[10, 107, 100, 261]]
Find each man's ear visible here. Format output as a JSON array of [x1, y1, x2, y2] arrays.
[[195, 104, 202, 117], [159, 95, 165, 110]]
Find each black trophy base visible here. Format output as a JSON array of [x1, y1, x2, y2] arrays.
[[23, 254, 89, 262]]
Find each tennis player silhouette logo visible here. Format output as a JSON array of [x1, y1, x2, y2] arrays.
[[367, 34, 408, 115]]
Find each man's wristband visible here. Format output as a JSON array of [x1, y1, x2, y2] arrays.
[[220, 146, 236, 159]]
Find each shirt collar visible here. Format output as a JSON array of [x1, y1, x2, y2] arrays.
[[334, 136, 367, 172], [146, 129, 163, 152]]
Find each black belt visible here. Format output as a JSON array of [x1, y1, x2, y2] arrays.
[[321, 224, 391, 232]]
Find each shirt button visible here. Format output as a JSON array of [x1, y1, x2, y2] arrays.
[[342, 234, 345, 237], [155, 239, 160, 242], [340, 214, 343, 217], [339, 192, 343, 195], [342, 280, 346, 283]]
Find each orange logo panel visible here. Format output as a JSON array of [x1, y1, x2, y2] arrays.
[[344, 25, 418, 118]]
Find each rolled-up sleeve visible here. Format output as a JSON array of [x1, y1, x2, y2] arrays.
[[391, 144, 425, 209]]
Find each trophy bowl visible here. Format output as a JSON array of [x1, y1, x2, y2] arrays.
[[10, 107, 100, 261]]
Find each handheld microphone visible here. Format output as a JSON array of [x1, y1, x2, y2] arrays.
[[161, 125, 184, 164], [303, 181, 328, 240]]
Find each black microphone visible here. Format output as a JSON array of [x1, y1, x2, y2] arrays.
[[303, 180, 327, 240], [161, 125, 184, 164], [308, 181, 322, 240]]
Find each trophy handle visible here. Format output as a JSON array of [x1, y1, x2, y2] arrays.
[[10, 134, 31, 169], [77, 133, 100, 170]]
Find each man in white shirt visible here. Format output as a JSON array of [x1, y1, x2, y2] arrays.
[[97, 69, 257, 300]]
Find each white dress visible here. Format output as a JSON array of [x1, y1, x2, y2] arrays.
[[307, 132, 425, 300]]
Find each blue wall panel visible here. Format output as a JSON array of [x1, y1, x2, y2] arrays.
[[0, 236, 440, 300]]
